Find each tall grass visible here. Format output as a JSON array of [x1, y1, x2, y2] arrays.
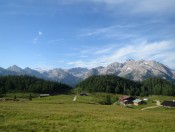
[[0, 94, 175, 132]]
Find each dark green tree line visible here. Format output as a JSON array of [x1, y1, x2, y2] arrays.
[[76, 75, 142, 96], [142, 78, 175, 96], [76, 75, 175, 96], [0, 75, 72, 95]]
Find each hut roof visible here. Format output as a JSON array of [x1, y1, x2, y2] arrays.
[[162, 101, 175, 107], [119, 96, 130, 100], [133, 99, 142, 103]]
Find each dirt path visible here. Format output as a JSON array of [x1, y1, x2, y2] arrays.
[[73, 96, 77, 101], [141, 100, 162, 110], [141, 105, 161, 110]]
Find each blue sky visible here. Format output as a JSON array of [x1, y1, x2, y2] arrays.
[[0, 0, 175, 69]]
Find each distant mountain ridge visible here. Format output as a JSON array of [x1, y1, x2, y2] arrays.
[[0, 60, 174, 86]]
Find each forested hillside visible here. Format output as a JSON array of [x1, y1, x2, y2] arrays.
[[76, 75, 142, 96], [0, 76, 72, 94], [76, 75, 175, 96], [142, 78, 175, 96], [1, 75, 174, 96]]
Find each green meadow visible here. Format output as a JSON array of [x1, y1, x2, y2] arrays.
[[0, 93, 175, 132]]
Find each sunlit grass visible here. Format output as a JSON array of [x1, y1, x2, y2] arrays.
[[0, 93, 175, 131]]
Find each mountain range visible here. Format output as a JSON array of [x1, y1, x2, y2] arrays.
[[0, 60, 174, 86]]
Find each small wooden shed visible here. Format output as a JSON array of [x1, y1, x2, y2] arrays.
[[119, 96, 135, 105], [133, 99, 144, 106], [162, 101, 175, 108], [39, 94, 50, 98]]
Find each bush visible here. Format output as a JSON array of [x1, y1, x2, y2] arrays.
[[99, 95, 112, 105], [29, 94, 32, 101]]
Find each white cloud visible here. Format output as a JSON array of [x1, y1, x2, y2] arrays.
[[3, 0, 175, 17], [132, 0, 175, 14], [62, 0, 175, 14], [104, 41, 174, 63], [33, 31, 43, 44], [82, 25, 116, 37], [81, 24, 134, 37], [67, 60, 106, 68], [67, 61, 88, 68], [94, 47, 113, 54], [67, 40, 175, 69], [80, 24, 141, 41], [38, 31, 43, 36], [92, 0, 175, 14]]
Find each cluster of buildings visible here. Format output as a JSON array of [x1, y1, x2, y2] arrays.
[[162, 100, 175, 108], [119, 95, 175, 108], [119, 96, 145, 106]]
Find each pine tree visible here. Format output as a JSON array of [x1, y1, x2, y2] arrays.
[[13, 95, 17, 101], [29, 94, 32, 101], [105, 95, 112, 105]]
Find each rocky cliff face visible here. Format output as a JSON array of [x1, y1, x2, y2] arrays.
[[0, 60, 174, 86], [83, 60, 174, 81]]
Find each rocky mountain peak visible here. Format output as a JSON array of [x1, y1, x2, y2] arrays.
[[0, 60, 174, 86], [7, 65, 23, 73], [107, 62, 123, 69]]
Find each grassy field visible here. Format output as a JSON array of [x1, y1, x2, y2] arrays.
[[0, 93, 175, 132]]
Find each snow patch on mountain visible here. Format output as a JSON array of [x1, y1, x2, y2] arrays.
[[126, 67, 132, 72], [0, 60, 174, 86]]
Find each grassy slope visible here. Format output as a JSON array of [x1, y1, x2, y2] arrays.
[[0, 94, 175, 132]]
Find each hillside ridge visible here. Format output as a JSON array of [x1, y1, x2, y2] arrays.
[[0, 60, 174, 86]]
